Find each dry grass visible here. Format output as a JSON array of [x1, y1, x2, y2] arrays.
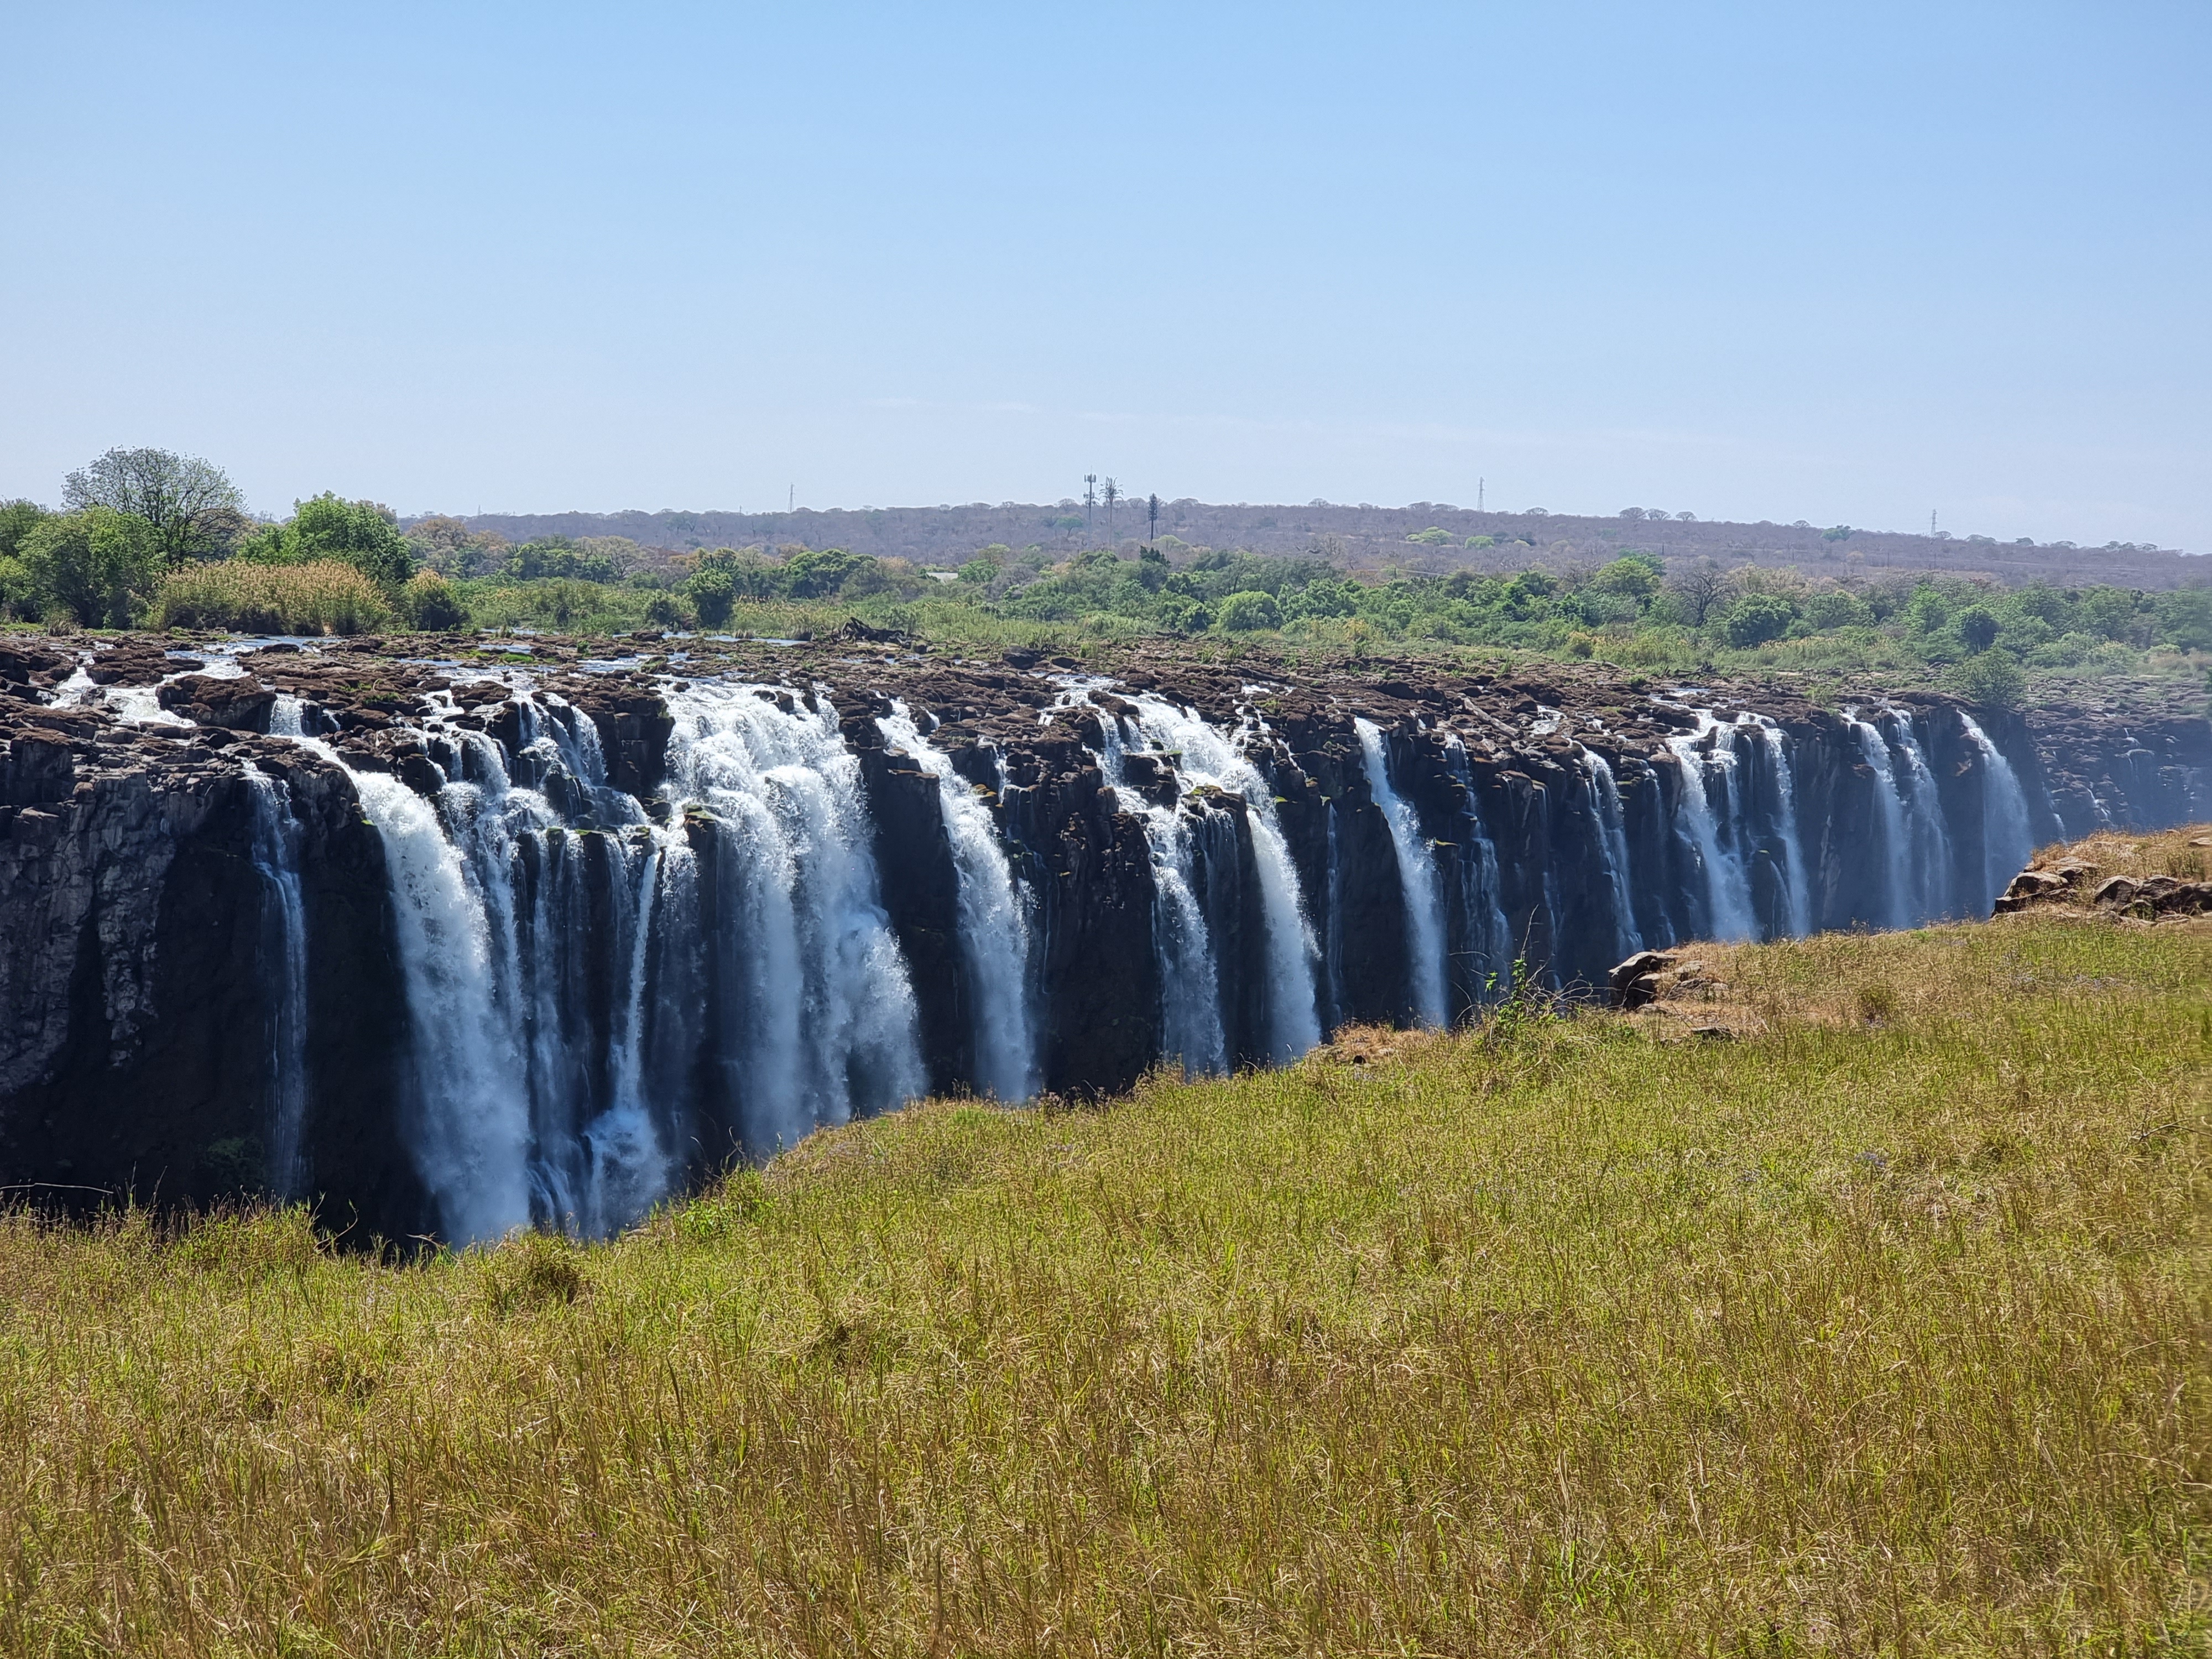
[[152, 559, 392, 635], [0, 913, 2205, 1655], [2027, 825, 2212, 891]]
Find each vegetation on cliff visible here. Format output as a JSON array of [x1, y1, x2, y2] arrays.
[[5, 451, 2209, 708], [0, 899, 2202, 1653]]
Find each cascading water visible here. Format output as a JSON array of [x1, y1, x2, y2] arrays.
[[1959, 713, 2036, 912], [660, 682, 926, 1143], [1663, 714, 1759, 941], [1443, 735, 1513, 993], [1087, 703, 1228, 1076], [1881, 709, 1954, 920], [1121, 696, 1321, 1062], [1580, 749, 1645, 959], [1355, 718, 1447, 1026], [878, 702, 1038, 1099], [241, 761, 310, 1198], [1846, 711, 1914, 929], [1752, 718, 1812, 938]]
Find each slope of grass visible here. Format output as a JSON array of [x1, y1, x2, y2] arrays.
[[0, 914, 2205, 1655]]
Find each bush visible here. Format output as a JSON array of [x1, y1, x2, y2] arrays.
[[241, 494, 415, 588], [1956, 606, 2000, 654], [401, 570, 468, 632], [153, 560, 392, 635], [1942, 651, 2027, 712], [684, 567, 737, 627], [19, 507, 161, 627], [1802, 589, 1874, 630], [1719, 593, 1796, 648], [1215, 590, 1282, 632]]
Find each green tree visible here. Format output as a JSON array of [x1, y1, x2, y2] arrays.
[[1589, 555, 1662, 604], [400, 570, 468, 630], [684, 567, 737, 626], [1942, 651, 2027, 711], [19, 507, 162, 626], [1956, 606, 2000, 654], [1802, 589, 1873, 629], [62, 447, 244, 566], [2156, 587, 2212, 651], [0, 499, 51, 559], [1720, 593, 1796, 647], [1215, 590, 1282, 632]]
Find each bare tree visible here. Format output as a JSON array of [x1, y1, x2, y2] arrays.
[[1669, 559, 1731, 626], [63, 446, 245, 566]]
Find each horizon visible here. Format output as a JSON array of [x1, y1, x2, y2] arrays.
[[5, 3, 2208, 550]]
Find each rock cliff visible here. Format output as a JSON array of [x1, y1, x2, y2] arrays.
[[2, 630, 2204, 1240]]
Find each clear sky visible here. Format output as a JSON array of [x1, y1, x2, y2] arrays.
[[4, 2, 2207, 552]]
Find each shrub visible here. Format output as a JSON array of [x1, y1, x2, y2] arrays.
[[684, 567, 737, 627], [1215, 590, 1282, 632], [401, 570, 468, 632], [153, 559, 392, 635], [1802, 589, 1874, 630], [1942, 651, 2027, 712], [1719, 593, 1796, 648], [1957, 606, 2000, 654]]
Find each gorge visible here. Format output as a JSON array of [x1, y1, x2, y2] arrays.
[[3, 632, 2206, 1244]]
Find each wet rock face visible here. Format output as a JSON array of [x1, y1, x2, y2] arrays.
[[1, 629, 2205, 1237]]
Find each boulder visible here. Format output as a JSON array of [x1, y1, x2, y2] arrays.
[[1992, 868, 2068, 915], [156, 673, 275, 732], [1610, 948, 1677, 1009], [2091, 875, 2140, 908]]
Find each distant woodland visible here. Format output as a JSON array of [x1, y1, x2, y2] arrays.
[[6, 453, 2208, 711]]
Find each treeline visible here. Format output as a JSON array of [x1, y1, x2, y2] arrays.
[[0, 449, 461, 635], [4, 450, 2207, 706]]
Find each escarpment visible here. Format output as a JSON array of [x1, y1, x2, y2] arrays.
[[3, 630, 2206, 1243]]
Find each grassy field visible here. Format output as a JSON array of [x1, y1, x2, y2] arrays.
[[0, 910, 2205, 1655]]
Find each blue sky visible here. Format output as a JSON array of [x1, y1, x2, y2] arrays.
[[4, 2, 2207, 551]]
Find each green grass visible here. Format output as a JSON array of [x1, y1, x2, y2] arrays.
[[0, 915, 2205, 1654]]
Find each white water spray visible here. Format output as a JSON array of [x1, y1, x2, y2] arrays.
[[1356, 718, 1447, 1026], [879, 703, 1038, 1099], [1663, 714, 1758, 941], [1959, 713, 2036, 913], [1123, 696, 1321, 1062], [1582, 750, 1645, 958]]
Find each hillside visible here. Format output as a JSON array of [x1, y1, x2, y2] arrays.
[[441, 500, 2206, 591], [1, 890, 2204, 1653]]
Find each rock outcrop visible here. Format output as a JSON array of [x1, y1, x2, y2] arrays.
[[3, 629, 2204, 1240]]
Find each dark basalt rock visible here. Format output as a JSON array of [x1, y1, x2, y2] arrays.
[[0, 628, 2204, 1238]]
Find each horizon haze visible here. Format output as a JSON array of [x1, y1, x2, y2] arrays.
[[4, 3, 2208, 550]]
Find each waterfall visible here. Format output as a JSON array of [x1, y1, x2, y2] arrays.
[[1580, 750, 1645, 960], [660, 682, 925, 1142], [1090, 708, 1228, 1076], [349, 766, 538, 1244], [1355, 718, 1447, 1026], [1663, 714, 1758, 941], [878, 702, 1038, 1100], [1846, 712, 1914, 930], [1959, 713, 2037, 913], [1882, 709, 1954, 921], [1443, 736, 1514, 992], [1752, 719, 1812, 937], [241, 762, 310, 1198], [1121, 696, 1321, 1062]]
